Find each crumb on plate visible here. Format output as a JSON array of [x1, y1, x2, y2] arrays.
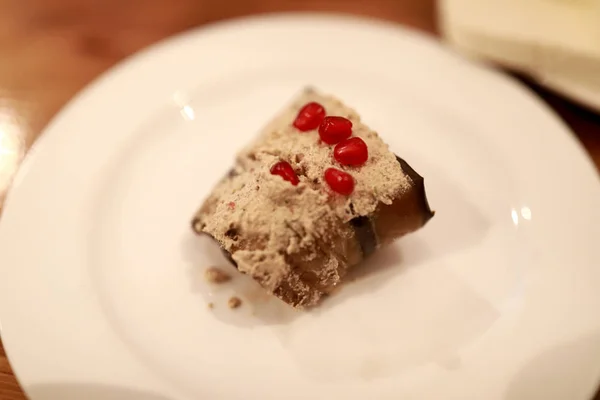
[[228, 296, 242, 309], [204, 267, 231, 284]]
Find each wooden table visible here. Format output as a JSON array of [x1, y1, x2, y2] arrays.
[[0, 1, 598, 399]]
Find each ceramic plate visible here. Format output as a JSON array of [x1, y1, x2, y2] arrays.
[[1, 13, 600, 400]]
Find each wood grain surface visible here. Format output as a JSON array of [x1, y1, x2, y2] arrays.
[[0, 1, 598, 399]]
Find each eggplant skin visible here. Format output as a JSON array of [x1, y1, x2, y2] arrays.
[[347, 155, 434, 258], [394, 155, 435, 225], [191, 218, 238, 267], [350, 216, 377, 257]]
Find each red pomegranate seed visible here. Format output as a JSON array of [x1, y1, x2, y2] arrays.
[[324, 168, 354, 195], [334, 137, 369, 166], [293, 102, 326, 131], [270, 161, 299, 186], [318, 116, 353, 144]]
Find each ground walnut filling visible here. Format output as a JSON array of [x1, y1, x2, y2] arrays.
[[192, 88, 431, 308]]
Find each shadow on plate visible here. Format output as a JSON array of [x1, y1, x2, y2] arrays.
[[27, 383, 174, 400], [504, 330, 600, 400]]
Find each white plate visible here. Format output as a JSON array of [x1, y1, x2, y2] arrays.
[[1, 13, 600, 400]]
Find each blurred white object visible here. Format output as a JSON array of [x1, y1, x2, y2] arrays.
[[439, 0, 600, 111]]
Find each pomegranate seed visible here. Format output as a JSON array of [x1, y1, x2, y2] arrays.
[[324, 168, 354, 195], [270, 161, 299, 186], [334, 137, 369, 166], [318, 116, 353, 144], [293, 102, 326, 131], [227, 201, 236, 210]]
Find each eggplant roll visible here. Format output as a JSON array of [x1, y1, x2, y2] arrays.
[[192, 88, 433, 308]]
